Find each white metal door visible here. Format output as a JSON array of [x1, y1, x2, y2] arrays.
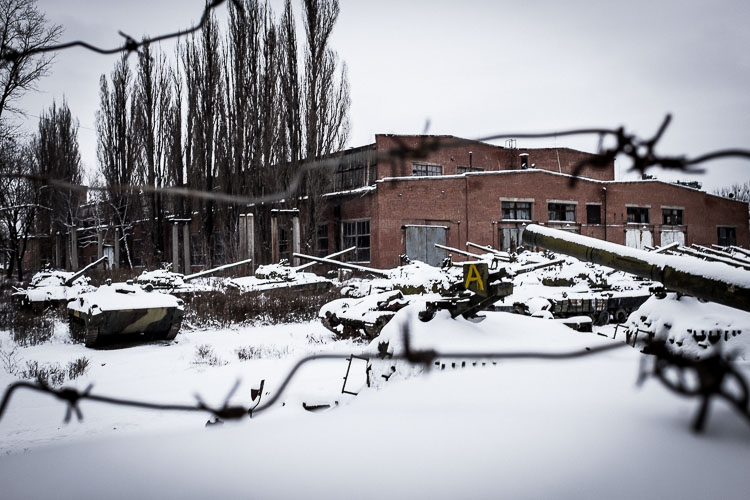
[[625, 228, 653, 249], [660, 230, 685, 246]]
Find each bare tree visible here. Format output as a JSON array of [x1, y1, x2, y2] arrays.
[[32, 98, 83, 266], [300, 0, 350, 249], [96, 56, 138, 269], [0, 0, 62, 126], [133, 41, 172, 264], [182, 12, 224, 265], [0, 132, 39, 280]]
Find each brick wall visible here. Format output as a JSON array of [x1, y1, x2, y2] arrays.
[[355, 171, 749, 268]]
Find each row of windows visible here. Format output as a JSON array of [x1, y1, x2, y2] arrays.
[[312, 216, 735, 263], [500, 202, 685, 226], [412, 163, 486, 176]]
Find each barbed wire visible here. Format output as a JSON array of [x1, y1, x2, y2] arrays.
[[3, 322, 749, 433], [3, 114, 750, 209], [638, 340, 750, 433], [0, 324, 626, 425], [0, 0, 242, 63]]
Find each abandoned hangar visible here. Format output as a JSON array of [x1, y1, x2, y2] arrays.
[[26, 133, 748, 274], [315, 134, 749, 268]]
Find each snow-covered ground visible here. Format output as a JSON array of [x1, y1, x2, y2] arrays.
[[2, 250, 750, 498]]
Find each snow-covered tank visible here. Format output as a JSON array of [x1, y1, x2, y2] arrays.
[[12, 256, 107, 308], [68, 281, 184, 347]]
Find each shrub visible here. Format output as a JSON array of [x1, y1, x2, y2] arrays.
[[0, 344, 22, 375], [236, 344, 290, 361], [20, 360, 66, 387], [182, 285, 340, 328], [67, 357, 90, 380], [194, 344, 224, 366]]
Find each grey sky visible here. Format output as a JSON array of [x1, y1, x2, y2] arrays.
[[17, 0, 750, 192]]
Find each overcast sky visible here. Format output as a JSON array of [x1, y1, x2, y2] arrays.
[[16, 0, 750, 192]]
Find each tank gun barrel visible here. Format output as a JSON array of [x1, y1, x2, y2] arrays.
[[465, 242, 511, 260], [435, 243, 508, 262], [293, 252, 391, 277], [64, 256, 108, 286], [183, 258, 253, 282], [295, 246, 355, 271], [522, 224, 750, 312]]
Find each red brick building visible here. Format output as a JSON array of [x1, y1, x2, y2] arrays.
[[318, 134, 749, 268]]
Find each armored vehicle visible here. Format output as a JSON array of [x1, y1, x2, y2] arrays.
[[68, 281, 184, 347], [12, 256, 108, 309]]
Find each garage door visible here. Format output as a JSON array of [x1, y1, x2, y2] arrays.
[[405, 225, 447, 266]]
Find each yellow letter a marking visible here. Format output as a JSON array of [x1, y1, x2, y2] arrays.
[[464, 264, 485, 292]]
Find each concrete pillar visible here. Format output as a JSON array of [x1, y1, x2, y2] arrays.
[[55, 232, 62, 268], [97, 230, 104, 259], [292, 215, 301, 267], [113, 228, 120, 269], [247, 214, 255, 274], [183, 223, 190, 275], [239, 215, 247, 260], [70, 227, 78, 271], [271, 213, 279, 263], [172, 223, 179, 272], [239, 214, 255, 271]]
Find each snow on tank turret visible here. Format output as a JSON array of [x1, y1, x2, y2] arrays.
[[12, 256, 107, 308], [68, 280, 184, 347]]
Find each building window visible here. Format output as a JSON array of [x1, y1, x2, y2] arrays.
[[717, 227, 736, 247], [343, 219, 370, 262], [317, 224, 329, 257], [335, 163, 366, 191], [501, 201, 532, 221], [412, 163, 443, 176], [548, 203, 576, 222], [662, 208, 683, 226], [457, 165, 484, 174], [586, 205, 601, 225], [627, 207, 650, 224]]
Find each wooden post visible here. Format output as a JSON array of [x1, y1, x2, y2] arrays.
[[183, 223, 190, 274], [172, 223, 179, 272]]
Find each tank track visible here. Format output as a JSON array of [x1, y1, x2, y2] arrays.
[[162, 318, 183, 341], [69, 315, 100, 347], [84, 322, 100, 347]]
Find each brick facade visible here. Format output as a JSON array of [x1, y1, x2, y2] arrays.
[[320, 135, 749, 269]]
